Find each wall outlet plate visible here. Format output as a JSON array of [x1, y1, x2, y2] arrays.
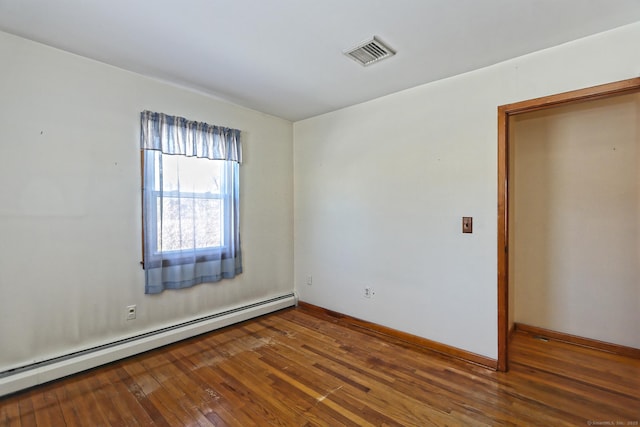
[[126, 305, 137, 320]]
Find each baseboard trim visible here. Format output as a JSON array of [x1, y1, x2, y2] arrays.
[[0, 293, 296, 398], [514, 323, 640, 359], [297, 301, 497, 370]]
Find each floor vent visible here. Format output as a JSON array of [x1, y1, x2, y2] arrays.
[[534, 335, 550, 342], [344, 36, 396, 66]]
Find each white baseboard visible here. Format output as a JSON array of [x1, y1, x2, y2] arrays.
[[0, 293, 296, 397]]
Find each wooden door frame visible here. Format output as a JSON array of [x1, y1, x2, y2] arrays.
[[496, 77, 640, 371]]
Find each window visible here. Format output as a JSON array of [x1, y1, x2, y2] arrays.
[[140, 111, 242, 294], [146, 153, 229, 262]]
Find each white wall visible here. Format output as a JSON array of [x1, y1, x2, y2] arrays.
[[0, 31, 293, 372], [293, 22, 640, 359], [510, 94, 640, 348]]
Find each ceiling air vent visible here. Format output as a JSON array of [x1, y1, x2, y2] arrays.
[[344, 36, 396, 67]]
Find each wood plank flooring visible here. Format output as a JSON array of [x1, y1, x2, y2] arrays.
[[1, 307, 638, 426]]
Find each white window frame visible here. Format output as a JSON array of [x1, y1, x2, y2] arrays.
[[142, 151, 234, 268]]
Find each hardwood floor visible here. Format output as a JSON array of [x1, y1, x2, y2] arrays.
[[1, 307, 638, 426]]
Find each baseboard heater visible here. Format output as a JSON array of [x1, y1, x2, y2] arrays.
[[0, 293, 297, 398]]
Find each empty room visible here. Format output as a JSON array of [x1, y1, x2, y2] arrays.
[[0, 1, 639, 425]]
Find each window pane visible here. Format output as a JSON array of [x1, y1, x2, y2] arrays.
[[157, 197, 223, 251], [161, 155, 222, 193]]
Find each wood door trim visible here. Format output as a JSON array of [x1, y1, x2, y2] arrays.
[[496, 77, 640, 371]]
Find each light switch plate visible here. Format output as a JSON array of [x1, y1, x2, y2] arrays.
[[463, 217, 473, 233]]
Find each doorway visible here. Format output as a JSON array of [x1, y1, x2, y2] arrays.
[[496, 77, 640, 371]]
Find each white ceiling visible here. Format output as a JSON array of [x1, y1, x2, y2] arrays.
[[2, 0, 640, 122]]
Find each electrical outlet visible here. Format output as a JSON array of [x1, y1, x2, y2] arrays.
[[306, 275, 313, 286], [364, 287, 375, 298], [126, 305, 137, 320]]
